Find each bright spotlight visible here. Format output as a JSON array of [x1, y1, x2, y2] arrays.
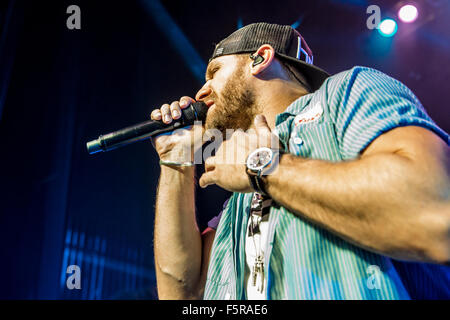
[[378, 19, 398, 37], [398, 4, 418, 23]]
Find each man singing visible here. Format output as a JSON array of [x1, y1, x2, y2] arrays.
[[150, 23, 450, 299]]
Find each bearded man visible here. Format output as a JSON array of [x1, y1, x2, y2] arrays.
[[150, 23, 450, 300]]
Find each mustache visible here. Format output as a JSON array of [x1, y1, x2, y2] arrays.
[[207, 93, 219, 104]]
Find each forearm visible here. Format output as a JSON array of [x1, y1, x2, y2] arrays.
[[266, 153, 450, 263], [154, 166, 202, 299]]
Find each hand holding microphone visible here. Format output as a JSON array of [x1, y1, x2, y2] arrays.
[[86, 97, 208, 161], [150, 97, 206, 165]]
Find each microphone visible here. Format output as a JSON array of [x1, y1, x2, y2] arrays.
[[86, 101, 208, 154]]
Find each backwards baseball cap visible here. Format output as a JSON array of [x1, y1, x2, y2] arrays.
[[210, 22, 330, 92]]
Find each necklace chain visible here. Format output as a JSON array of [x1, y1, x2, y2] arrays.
[[248, 193, 271, 293]]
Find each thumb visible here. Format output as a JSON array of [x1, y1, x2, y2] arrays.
[[199, 171, 215, 188], [254, 114, 271, 134]]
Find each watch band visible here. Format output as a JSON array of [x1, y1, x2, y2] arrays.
[[247, 170, 269, 196]]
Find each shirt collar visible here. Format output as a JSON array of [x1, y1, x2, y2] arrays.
[[274, 93, 314, 126], [273, 93, 313, 151]]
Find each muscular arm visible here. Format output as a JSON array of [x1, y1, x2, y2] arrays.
[[152, 97, 215, 299], [154, 166, 214, 299], [265, 126, 450, 264]]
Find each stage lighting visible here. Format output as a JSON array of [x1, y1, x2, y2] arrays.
[[398, 4, 418, 23], [378, 19, 398, 37]]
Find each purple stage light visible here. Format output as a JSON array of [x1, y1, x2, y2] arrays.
[[398, 4, 418, 23]]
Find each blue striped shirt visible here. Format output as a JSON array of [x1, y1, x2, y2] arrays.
[[203, 66, 450, 300]]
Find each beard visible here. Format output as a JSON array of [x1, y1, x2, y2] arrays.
[[204, 64, 260, 137]]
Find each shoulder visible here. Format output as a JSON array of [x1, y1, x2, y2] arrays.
[[325, 66, 395, 91], [324, 66, 414, 98], [324, 65, 426, 119]]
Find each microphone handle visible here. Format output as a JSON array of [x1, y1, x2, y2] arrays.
[[86, 103, 203, 154]]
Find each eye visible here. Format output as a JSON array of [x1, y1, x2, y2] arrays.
[[211, 66, 220, 74], [206, 65, 221, 81], [210, 67, 219, 79]]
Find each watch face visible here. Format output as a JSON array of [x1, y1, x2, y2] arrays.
[[246, 147, 273, 171]]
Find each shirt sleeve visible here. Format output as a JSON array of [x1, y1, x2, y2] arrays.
[[327, 66, 450, 160]]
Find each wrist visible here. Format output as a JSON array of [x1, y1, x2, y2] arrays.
[[159, 148, 193, 163], [264, 153, 304, 196], [245, 147, 282, 196], [160, 162, 195, 175]]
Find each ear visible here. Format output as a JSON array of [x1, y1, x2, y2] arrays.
[[249, 44, 276, 76]]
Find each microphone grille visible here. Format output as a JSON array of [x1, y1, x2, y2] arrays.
[[183, 101, 208, 124]]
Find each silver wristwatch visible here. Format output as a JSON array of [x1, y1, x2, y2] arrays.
[[245, 147, 279, 196]]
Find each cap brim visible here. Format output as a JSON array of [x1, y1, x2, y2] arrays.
[[276, 53, 330, 92]]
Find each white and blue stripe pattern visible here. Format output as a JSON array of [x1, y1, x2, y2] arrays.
[[204, 66, 450, 300]]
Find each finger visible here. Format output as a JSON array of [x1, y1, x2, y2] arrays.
[[254, 114, 271, 134], [254, 114, 273, 146], [160, 104, 172, 124], [170, 101, 181, 120], [199, 171, 215, 188], [151, 109, 162, 121], [179, 96, 195, 109], [204, 156, 216, 172]]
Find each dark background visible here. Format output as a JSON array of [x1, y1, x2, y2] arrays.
[[0, 0, 448, 299]]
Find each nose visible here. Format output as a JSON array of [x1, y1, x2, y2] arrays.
[[195, 85, 212, 102]]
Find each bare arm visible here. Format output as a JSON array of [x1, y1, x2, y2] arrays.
[[154, 166, 202, 299], [152, 97, 214, 299], [265, 126, 450, 264]]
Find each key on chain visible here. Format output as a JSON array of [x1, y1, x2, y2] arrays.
[[252, 255, 265, 293]]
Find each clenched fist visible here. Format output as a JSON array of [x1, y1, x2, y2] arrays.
[[150, 96, 205, 164]]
